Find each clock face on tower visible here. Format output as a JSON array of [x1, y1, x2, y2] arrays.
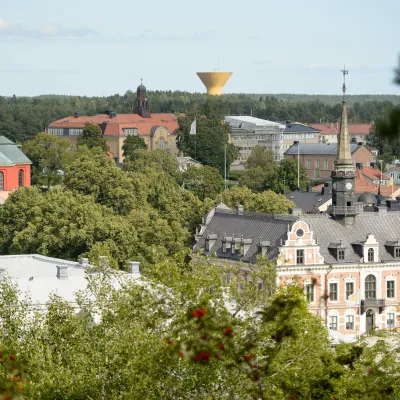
[[345, 182, 353, 190]]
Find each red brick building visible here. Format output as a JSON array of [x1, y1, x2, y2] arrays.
[[0, 137, 31, 201], [284, 143, 375, 180]]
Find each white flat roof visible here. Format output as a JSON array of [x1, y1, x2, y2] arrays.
[[225, 116, 285, 128]]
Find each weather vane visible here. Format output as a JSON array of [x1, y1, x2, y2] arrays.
[[341, 66, 348, 99]]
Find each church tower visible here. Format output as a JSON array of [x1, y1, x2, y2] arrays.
[[329, 68, 362, 225], [135, 79, 151, 118]]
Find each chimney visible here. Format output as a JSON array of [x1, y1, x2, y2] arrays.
[[56, 265, 68, 280], [128, 261, 141, 279], [375, 205, 387, 216], [237, 204, 244, 215], [74, 112, 80, 118], [242, 239, 252, 256], [79, 258, 89, 266]]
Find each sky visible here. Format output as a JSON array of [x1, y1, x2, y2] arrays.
[[1, 0, 400, 96]]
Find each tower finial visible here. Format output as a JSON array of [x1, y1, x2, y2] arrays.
[[341, 66, 348, 100], [141, 78, 143, 85]]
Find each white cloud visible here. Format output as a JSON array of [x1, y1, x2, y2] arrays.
[[0, 16, 95, 38]]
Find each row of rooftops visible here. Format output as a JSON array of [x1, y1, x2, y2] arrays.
[[194, 203, 400, 266]]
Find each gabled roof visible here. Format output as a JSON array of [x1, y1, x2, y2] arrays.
[[284, 143, 361, 156], [48, 113, 179, 137], [361, 166, 388, 180], [0, 136, 31, 166], [310, 123, 372, 136], [283, 122, 321, 134]]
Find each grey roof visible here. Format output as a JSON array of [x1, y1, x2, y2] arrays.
[[284, 143, 360, 156], [300, 212, 400, 264], [0, 137, 31, 166], [285, 189, 331, 213], [193, 208, 295, 263], [283, 123, 321, 134], [195, 205, 400, 266]]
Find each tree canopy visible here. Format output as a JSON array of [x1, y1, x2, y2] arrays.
[[122, 134, 147, 159], [77, 123, 109, 152]]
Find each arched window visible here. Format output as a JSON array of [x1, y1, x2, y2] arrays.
[[18, 169, 24, 187], [0, 171, 3, 190], [367, 248, 374, 262], [365, 274, 376, 299]]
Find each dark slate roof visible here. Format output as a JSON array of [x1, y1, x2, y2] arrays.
[[193, 208, 296, 263], [283, 123, 321, 134], [284, 143, 360, 156], [285, 189, 331, 213], [0, 137, 31, 166], [300, 212, 400, 264]]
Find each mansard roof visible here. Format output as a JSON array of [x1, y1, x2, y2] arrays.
[[193, 207, 295, 263], [194, 205, 400, 266], [299, 212, 400, 264]]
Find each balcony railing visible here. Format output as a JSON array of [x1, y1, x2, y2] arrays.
[[363, 299, 385, 308], [327, 203, 363, 216], [361, 299, 386, 314]]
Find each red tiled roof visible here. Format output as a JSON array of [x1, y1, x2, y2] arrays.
[[49, 113, 180, 137], [310, 123, 372, 136], [361, 166, 389, 180], [313, 179, 399, 196]]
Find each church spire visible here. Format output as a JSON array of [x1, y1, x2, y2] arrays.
[[336, 67, 352, 166], [329, 68, 362, 225]]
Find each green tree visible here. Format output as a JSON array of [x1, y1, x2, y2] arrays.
[[123, 149, 179, 179], [179, 166, 224, 201], [238, 167, 269, 193], [176, 98, 238, 174], [77, 123, 109, 152], [22, 132, 71, 188], [245, 146, 275, 170], [122, 135, 147, 159], [220, 186, 295, 214], [277, 158, 308, 191]]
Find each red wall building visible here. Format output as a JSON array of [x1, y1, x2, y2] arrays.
[[0, 137, 31, 193]]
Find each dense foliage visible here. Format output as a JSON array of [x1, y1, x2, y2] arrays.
[[0, 258, 398, 399], [238, 146, 308, 192], [0, 92, 398, 144], [77, 122, 109, 151]]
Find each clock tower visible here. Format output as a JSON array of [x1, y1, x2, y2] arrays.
[[329, 68, 362, 225]]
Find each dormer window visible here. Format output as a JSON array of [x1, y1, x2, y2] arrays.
[[396, 248, 400, 258], [328, 242, 346, 261], [296, 250, 304, 264], [385, 241, 400, 259], [258, 241, 270, 256]]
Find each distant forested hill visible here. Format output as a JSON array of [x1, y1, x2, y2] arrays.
[[0, 91, 399, 143]]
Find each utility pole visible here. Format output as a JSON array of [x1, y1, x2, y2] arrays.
[[224, 143, 227, 190], [297, 142, 300, 189]]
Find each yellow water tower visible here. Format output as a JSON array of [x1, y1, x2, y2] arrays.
[[196, 72, 233, 95]]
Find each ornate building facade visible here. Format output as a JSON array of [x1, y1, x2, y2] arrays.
[[195, 95, 400, 337], [47, 82, 179, 163]]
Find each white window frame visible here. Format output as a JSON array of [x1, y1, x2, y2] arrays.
[[329, 315, 338, 330], [386, 278, 395, 299], [304, 280, 315, 303], [345, 314, 354, 330], [328, 280, 339, 302], [345, 280, 355, 300], [387, 311, 395, 328]]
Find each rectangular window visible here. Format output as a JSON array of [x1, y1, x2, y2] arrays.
[[329, 316, 338, 330], [338, 249, 345, 261], [324, 159, 329, 170], [387, 312, 395, 328], [305, 283, 314, 302], [124, 128, 138, 136], [346, 315, 354, 330], [346, 282, 354, 299], [315, 159, 320, 169], [387, 280, 395, 298], [296, 250, 304, 264], [329, 283, 338, 301], [305, 160, 311, 169], [395, 248, 400, 258]]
